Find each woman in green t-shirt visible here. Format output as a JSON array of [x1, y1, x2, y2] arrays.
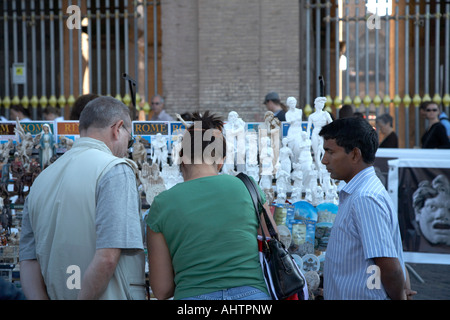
[[146, 111, 277, 300]]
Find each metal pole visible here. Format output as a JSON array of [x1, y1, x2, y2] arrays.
[[364, 0, 369, 114], [124, 0, 130, 95], [59, 0, 65, 116], [115, 0, 121, 98], [394, 3, 399, 135], [405, 0, 410, 148], [434, 0, 440, 98], [12, 0, 18, 99], [31, 0, 37, 117], [355, 2, 360, 107], [96, 0, 102, 94], [50, 1, 56, 97], [69, 0, 74, 97], [3, 1, 10, 119], [335, 4, 340, 115], [21, 0, 28, 99], [106, 0, 111, 95], [40, 0, 47, 114], [446, 1, 450, 116], [316, 0, 321, 98], [144, 0, 149, 103], [424, 1, 430, 97], [88, 0, 93, 93], [306, 0, 311, 107], [345, 4, 349, 99], [153, 0, 158, 95], [414, 0, 420, 146]]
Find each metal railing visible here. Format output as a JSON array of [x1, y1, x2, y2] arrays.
[[305, 0, 450, 148], [0, 0, 160, 120]]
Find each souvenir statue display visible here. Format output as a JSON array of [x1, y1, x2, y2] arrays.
[[2, 101, 338, 298]]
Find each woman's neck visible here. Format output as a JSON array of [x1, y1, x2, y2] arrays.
[[181, 164, 219, 182]]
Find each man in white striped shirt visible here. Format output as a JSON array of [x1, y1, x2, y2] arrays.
[[320, 117, 415, 300]]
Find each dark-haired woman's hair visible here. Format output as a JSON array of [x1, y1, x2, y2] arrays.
[[70, 93, 100, 120], [180, 111, 226, 164], [319, 117, 379, 164]]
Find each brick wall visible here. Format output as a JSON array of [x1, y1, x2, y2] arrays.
[[161, 0, 299, 123]]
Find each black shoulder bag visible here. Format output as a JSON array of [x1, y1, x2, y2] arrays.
[[237, 172, 306, 300]]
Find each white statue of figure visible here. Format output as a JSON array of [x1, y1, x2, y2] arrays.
[[139, 162, 166, 205], [151, 133, 168, 167], [296, 131, 313, 183], [278, 137, 293, 174], [223, 111, 246, 174], [307, 97, 332, 171], [245, 132, 259, 181], [276, 167, 291, 195], [0, 139, 14, 163], [259, 111, 281, 172], [319, 167, 333, 195], [36, 123, 56, 169], [132, 136, 148, 169], [14, 119, 40, 165], [291, 162, 304, 203], [285, 97, 303, 162], [311, 183, 324, 206], [259, 136, 274, 203], [161, 163, 183, 190], [171, 134, 183, 166], [325, 181, 339, 205]]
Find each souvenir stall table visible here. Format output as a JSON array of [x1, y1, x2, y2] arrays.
[[4, 99, 448, 299]]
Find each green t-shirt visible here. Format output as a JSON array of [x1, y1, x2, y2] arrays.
[[146, 174, 268, 300]]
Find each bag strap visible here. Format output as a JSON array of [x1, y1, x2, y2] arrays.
[[237, 172, 278, 239]]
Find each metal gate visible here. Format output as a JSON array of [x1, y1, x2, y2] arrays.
[[305, 0, 450, 148], [0, 0, 161, 120]]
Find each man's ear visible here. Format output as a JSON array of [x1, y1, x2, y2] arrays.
[[351, 147, 363, 163]]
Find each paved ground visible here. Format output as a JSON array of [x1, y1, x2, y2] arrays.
[[407, 263, 450, 300]]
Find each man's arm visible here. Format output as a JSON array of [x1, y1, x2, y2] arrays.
[[373, 257, 406, 300], [77, 248, 121, 300], [20, 259, 49, 300], [147, 227, 175, 300]]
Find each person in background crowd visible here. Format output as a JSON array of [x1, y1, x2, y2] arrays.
[[376, 113, 398, 148], [320, 117, 415, 300], [338, 104, 354, 119], [146, 111, 277, 300], [19, 96, 145, 300], [69, 93, 100, 120], [438, 110, 450, 140], [9, 105, 31, 122], [43, 106, 64, 122], [420, 102, 450, 149], [263, 92, 287, 122], [149, 94, 174, 121]]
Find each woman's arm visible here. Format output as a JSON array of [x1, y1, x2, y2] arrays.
[[147, 226, 175, 300]]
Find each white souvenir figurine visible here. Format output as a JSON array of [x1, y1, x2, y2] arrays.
[[132, 136, 148, 169], [278, 137, 293, 175], [171, 134, 183, 166], [151, 133, 168, 168], [285, 97, 303, 161], [161, 163, 183, 190], [259, 136, 274, 203], [139, 162, 166, 205], [223, 111, 246, 174], [307, 96, 332, 171], [0, 139, 14, 163], [36, 123, 56, 169], [275, 167, 291, 195], [245, 132, 259, 181], [260, 111, 281, 172], [290, 162, 304, 202]]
